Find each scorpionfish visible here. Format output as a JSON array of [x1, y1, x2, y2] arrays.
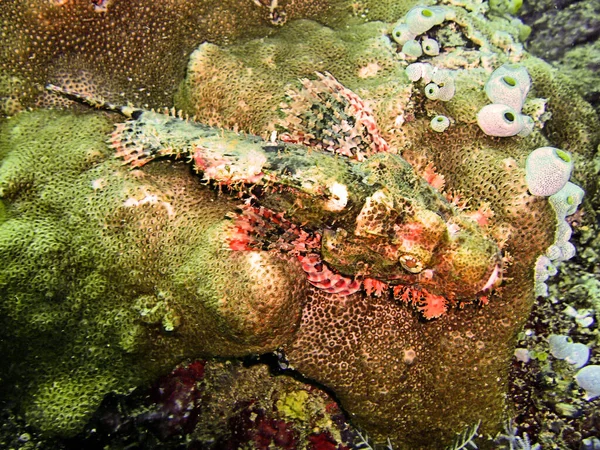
[[47, 73, 502, 319]]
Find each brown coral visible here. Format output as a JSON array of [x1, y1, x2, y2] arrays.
[[0, 0, 346, 116], [170, 11, 598, 447]]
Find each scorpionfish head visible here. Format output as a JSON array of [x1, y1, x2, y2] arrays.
[[320, 188, 502, 300]]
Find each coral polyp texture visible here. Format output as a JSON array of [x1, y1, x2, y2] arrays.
[[0, 0, 349, 116], [0, 110, 309, 436], [0, 1, 599, 449]]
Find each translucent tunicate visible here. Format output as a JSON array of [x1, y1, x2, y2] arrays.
[[422, 38, 440, 56], [392, 23, 416, 46], [549, 182, 585, 218], [485, 64, 531, 111], [517, 115, 534, 137], [558, 241, 576, 261], [476, 104, 525, 137], [575, 365, 600, 400], [405, 63, 424, 82], [421, 63, 434, 84], [437, 83, 455, 101], [525, 147, 573, 197], [430, 115, 450, 132], [533, 254, 554, 297], [424, 83, 440, 100], [432, 68, 452, 86], [555, 220, 572, 244], [431, 69, 455, 101], [545, 245, 562, 260], [402, 39, 423, 57], [534, 255, 555, 283], [405, 6, 443, 35]]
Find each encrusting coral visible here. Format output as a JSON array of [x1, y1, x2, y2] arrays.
[[0, 109, 312, 436], [0, 0, 350, 116], [0, 0, 599, 448]]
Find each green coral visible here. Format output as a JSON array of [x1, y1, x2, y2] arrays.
[[0, 0, 354, 116], [0, 110, 307, 436]]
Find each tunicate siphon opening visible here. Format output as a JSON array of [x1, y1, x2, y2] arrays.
[[502, 76, 516, 87], [556, 149, 571, 162]]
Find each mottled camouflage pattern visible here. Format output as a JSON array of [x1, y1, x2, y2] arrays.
[[48, 81, 501, 310]]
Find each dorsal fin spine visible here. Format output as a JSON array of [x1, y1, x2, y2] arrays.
[[45, 84, 142, 119]]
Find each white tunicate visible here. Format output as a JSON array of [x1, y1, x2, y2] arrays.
[[525, 146, 573, 197], [402, 39, 423, 57], [405, 6, 443, 35], [430, 115, 450, 132], [392, 22, 417, 45], [437, 82, 456, 101], [485, 64, 531, 111], [476, 103, 525, 137], [548, 334, 590, 368], [549, 182, 585, 218], [424, 83, 440, 100], [517, 115, 534, 137], [422, 38, 440, 56], [575, 365, 600, 400], [421, 63, 434, 84], [405, 63, 424, 81], [558, 241, 576, 261]]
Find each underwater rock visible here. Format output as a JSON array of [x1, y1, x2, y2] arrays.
[[521, 0, 600, 61], [521, 0, 600, 114]]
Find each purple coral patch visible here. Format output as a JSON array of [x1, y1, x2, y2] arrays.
[[220, 401, 298, 450], [144, 360, 206, 439]]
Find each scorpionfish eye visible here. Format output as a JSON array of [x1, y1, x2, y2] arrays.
[[399, 255, 424, 273]]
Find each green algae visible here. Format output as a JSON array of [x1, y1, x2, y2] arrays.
[[277, 390, 311, 422]]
